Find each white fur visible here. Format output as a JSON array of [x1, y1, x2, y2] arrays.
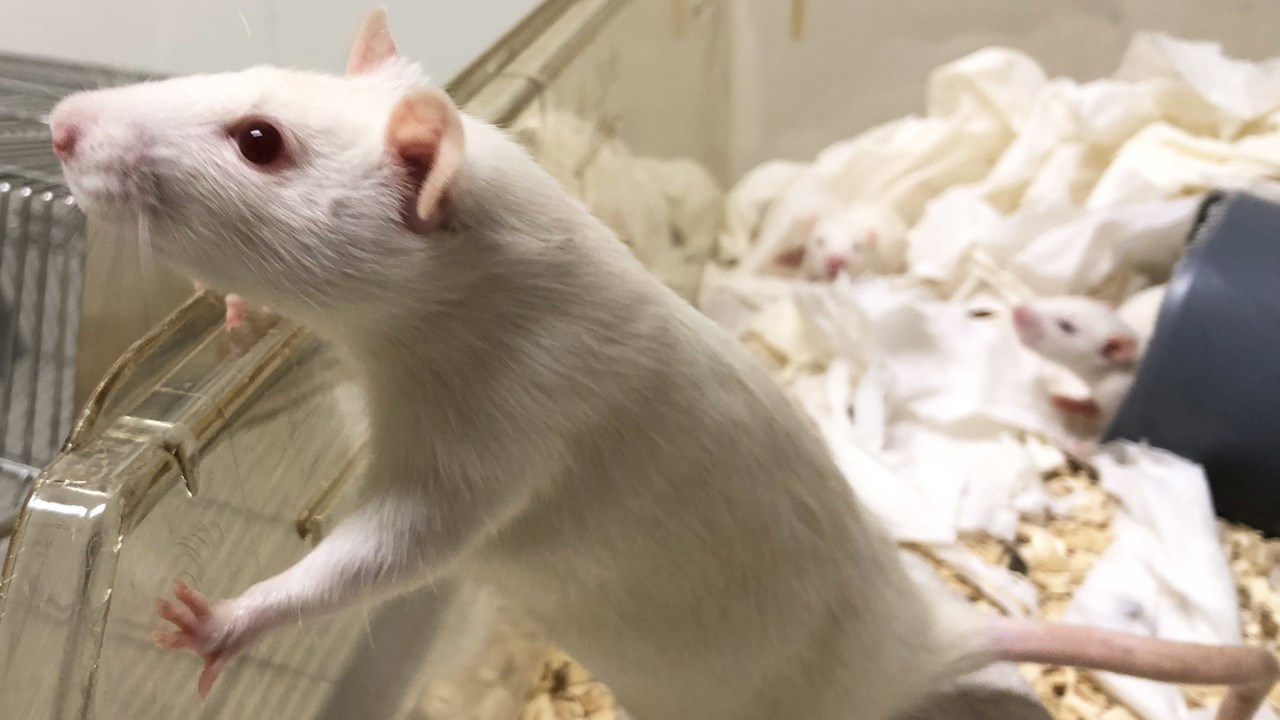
[[52, 58, 976, 720], [1012, 295, 1140, 420], [802, 203, 908, 280], [52, 46, 1274, 720]]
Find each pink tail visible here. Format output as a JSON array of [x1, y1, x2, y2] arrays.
[[989, 619, 1278, 720]]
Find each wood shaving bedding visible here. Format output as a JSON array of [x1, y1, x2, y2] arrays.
[[516, 463, 1280, 720]]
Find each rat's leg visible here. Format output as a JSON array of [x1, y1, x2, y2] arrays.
[[1050, 393, 1101, 418], [154, 491, 456, 698]]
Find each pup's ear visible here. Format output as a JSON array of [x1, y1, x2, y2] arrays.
[[1101, 334, 1138, 364], [386, 88, 466, 233], [347, 7, 398, 75]]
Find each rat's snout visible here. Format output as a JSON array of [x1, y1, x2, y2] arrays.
[[49, 98, 87, 162], [49, 94, 118, 165], [47, 92, 155, 209], [824, 255, 849, 279], [50, 119, 79, 161], [1011, 305, 1041, 344], [49, 95, 105, 164]]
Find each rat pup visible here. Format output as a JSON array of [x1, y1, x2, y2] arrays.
[[51, 11, 1275, 720], [1011, 295, 1146, 433], [772, 202, 906, 281]]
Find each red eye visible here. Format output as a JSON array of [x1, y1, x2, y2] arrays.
[[1056, 319, 1077, 334], [232, 119, 284, 166]]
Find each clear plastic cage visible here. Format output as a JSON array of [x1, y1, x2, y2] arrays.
[[3, 1, 1280, 718]]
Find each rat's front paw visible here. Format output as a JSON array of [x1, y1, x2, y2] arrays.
[[193, 282, 260, 331], [152, 582, 259, 698], [222, 294, 247, 329]]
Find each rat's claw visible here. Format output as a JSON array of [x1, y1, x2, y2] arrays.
[[154, 581, 258, 701], [151, 630, 195, 650], [158, 598, 198, 634], [198, 654, 230, 699], [174, 581, 212, 620]]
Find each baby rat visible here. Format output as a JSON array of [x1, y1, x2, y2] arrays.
[[772, 207, 873, 281], [804, 203, 906, 280], [1011, 293, 1152, 428], [52, 11, 1275, 720], [770, 202, 906, 282]]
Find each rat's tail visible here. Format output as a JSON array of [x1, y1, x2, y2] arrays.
[[988, 617, 1278, 720]]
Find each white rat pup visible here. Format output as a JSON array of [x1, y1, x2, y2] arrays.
[[1011, 293, 1153, 428], [51, 11, 1275, 720], [794, 203, 907, 281]]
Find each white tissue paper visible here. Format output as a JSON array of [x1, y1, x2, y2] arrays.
[[1064, 444, 1247, 720], [690, 32, 1280, 720]]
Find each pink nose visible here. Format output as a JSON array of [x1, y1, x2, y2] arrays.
[[50, 120, 79, 161], [824, 256, 848, 279], [1012, 306, 1035, 329]]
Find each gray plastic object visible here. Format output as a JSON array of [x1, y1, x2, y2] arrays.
[[1104, 190, 1280, 538]]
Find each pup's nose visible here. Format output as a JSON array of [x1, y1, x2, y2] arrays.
[[824, 255, 848, 279], [50, 118, 79, 161], [1012, 306, 1035, 328]]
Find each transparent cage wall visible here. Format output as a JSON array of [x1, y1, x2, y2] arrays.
[[2, 1, 1280, 719]]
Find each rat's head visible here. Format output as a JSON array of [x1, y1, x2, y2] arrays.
[[804, 206, 879, 281], [50, 9, 466, 327], [1012, 296, 1140, 377], [773, 205, 880, 281]]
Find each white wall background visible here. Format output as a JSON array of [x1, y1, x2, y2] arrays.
[[0, 1, 541, 80], [729, 0, 1280, 176]]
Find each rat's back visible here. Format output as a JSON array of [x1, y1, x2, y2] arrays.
[[462, 233, 958, 719]]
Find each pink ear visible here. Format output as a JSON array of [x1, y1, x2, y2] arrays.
[[774, 246, 807, 269], [346, 7, 397, 75], [1101, 334, 1138, 363], [387, 88, 466, 233]]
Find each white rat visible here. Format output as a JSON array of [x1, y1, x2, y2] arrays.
[[51, 11, 1275, 720], [765, 206, 869, 281], [1011, 290, 1163, 427], [791, 202, 908, 281]]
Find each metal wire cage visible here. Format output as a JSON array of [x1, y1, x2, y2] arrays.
[[0, 175, 82, 495], [0, 54, 150, 536], [0, 105, 74, 538]]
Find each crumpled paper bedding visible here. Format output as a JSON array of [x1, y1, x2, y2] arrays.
[[697, 31, 1280, 720]]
